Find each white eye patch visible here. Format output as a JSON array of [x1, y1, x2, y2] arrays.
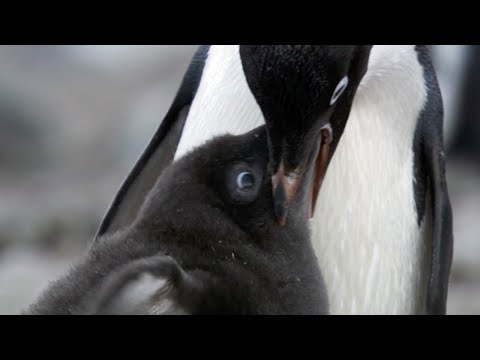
[[330, 76, 349, 106]]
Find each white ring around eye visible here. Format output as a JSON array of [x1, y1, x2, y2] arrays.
[[236, 171, 254, 190], [330, 76, 349, 106]]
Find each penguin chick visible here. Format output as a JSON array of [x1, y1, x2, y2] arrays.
[[26, 127, 328, 315]]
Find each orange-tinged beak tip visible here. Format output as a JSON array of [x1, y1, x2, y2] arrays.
[[272, 164, 302, 226]]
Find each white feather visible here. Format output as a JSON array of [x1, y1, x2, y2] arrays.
[[107, 273, 167, 313], [108, 273, 188, 315]]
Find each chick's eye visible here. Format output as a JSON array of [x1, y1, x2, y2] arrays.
[[236, 171, 255, 190], [225, 162, 263, 204], [330, 76, 349, 105]]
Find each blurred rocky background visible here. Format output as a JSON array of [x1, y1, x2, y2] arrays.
[[0, 45, 478, 314]]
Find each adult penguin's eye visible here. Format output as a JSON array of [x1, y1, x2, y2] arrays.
[[236, 172, 255, 191], [330, 76, 349, 105]]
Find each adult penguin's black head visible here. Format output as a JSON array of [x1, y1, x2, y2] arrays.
[[239, 45, 373, 224]]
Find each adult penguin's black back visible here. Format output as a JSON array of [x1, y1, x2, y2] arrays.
[[26, 127, 328, 315]]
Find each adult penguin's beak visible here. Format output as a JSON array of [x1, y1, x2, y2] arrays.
[[271, 125, 332, 225]]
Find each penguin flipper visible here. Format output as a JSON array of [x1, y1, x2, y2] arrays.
[[94, 46, 210, 241], [414, 46, 454, 315], [424, 136, 454, 315]]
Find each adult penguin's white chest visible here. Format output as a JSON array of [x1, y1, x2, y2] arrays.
[[311, 45, 432, 315]]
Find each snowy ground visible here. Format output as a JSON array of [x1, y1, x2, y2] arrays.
[[0, 45, 478, 315]]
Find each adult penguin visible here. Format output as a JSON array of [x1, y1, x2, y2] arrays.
[[95, 45, 453, 315], [26, 127, 328, 315]]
